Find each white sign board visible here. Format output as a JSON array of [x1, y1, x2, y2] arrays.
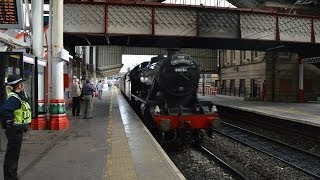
[[61, 48, 69, 62]]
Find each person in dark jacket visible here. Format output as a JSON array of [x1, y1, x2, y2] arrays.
[[0, 75, 31, 180], [81, 78, 96, 119]]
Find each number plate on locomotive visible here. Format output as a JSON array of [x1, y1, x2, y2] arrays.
[[175, 68, 187, 72]]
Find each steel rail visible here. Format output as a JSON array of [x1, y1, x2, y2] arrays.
[[221, 121, 320, 159], [213, 122, 320, 179], [229, 117, 320, 142], [197, 144, 249, 180]]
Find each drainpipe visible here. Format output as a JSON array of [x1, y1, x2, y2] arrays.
[[271, 52, 276, 102], [202, 72, 205, 96], [298, 57, 304, 103], [92, 46, 97, 84], [218, 49, 221, 95]]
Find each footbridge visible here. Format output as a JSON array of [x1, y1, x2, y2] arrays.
[[64, 1, 320, 55], [63, 1, 320, 76]]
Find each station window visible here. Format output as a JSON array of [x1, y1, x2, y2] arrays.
[[241, 50, 247, 64], [239, 79, 245, 97], [250, 79, 258, 98], [1, 54, 21, 103], [231, 50, 236, 65], [230, 79, 235, 96], [23, 63, 34, 113], [220, 50, 227, 67], [253, 51, 259, 59], [215, 80, 219, 87], [221, 80, 227, 95]]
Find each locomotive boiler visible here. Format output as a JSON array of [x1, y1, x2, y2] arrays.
[[120, 50, 219, 143]]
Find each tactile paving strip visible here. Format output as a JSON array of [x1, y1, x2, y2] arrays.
[[106, 90, 137, 180]]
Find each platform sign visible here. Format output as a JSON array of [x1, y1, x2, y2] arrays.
[[61, 48, 70, 62], [0, 0, 24, 29]]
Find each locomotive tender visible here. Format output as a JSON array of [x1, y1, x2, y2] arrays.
[[119, 50, 219, 142]]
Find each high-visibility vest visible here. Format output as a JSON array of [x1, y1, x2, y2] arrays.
[[7, 92, 32, 124]]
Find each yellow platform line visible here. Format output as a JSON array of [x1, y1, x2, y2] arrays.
[[105, 89, 138, 180]]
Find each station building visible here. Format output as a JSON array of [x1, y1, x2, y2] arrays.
[[218, 50, 320, 102]]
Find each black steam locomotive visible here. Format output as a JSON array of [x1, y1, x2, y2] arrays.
[[119, 50, 219, 143]]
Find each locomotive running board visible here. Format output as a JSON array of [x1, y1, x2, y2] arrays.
[[131, 94, 159, 105]]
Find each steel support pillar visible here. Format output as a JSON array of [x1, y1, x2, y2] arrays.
[[31, 0, 46, 130], [48, 0, 69, 130]]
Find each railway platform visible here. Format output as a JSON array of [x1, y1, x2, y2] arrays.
[[0, 89, 184, 180], [199, 95, 320, 127]]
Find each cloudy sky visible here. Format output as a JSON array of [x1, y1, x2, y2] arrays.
[[120, 55, 156, 73]]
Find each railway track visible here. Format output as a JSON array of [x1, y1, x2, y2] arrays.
[[213, 121, 320, 179], [218, 107, 320, 141], [229, 117, 320, 144], [224, 117, 320, 157], [197, 144, 248, 180]]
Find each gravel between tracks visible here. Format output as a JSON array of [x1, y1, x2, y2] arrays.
[[168, 145, 234, 180], [224, 118, 320, 156], [168, 131, 317, 180], [202, 133, 316, 180]]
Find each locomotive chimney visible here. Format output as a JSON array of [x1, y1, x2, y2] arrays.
[[166, 48, 180, 57]]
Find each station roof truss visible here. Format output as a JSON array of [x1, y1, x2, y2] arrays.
[[228, 0, 320, 8], [225, 0, 320, 15], [303, 56, 320, 63]]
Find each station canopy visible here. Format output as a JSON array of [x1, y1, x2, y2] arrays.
[[227, 0, 319, 15]]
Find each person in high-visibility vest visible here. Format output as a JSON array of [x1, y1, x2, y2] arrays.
[[0, 74, 31, 180]]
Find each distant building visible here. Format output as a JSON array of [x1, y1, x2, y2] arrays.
[[218, 50, 320, 102]]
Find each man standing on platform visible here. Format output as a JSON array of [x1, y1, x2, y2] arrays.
[[81, 78, 96, 119], [71, 78, 81, 116]]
